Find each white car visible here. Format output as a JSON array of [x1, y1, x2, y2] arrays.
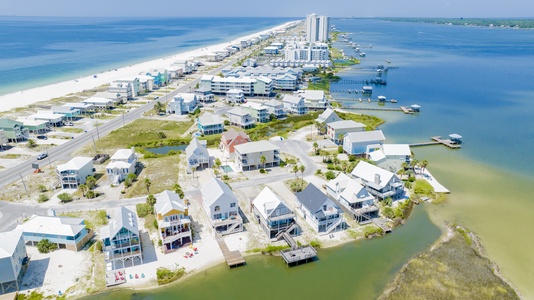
[[64, 122, 74, 126]]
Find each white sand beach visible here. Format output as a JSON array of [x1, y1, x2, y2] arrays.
[[0, 21, 297, 113]]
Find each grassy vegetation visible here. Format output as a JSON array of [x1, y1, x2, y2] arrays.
[[336, 111, 384, 130], [379, 226, 520, 300], [413, 179, 434, 196], [363, 225, 384, 238], [78, 119, 194, 155], [16, 291, 44, 300], [0, 153, 23, 159], [246, 112, 318, 141], [284, 178, 308, 193], [250, 244, 291, 254], [156, 267, 186, 285], [57, 127, 84, 134], [61, 210, 108, 231], [124, 153, 180, 198]]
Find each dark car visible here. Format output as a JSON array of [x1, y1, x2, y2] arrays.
[[37, 153, 47, 160], [36, 135, 47, 140]]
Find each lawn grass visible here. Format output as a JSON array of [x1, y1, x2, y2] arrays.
[[336, 110, 384, 130], [124, 153, 180, 198], [413, 179, 434, 196], [60, 210, 108, 231], [0, 153, 23, 159], [57, 127, 84, 134], [379, 227, 519, 300]]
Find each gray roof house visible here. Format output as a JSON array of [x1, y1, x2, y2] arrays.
[[252, 187, 299, 240], [316, 108, 342, 124], [343, 130, 386, 155], [0, 230, 27, 294], [201, 178, 243, 235], [186, 137, 210, 171], [327, 120, 366, 144], [295, 184, 346, 234], [326, 173, 378, 223], [351, 161, 404, 200]]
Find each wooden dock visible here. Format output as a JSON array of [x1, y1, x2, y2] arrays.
[[276, 228, 317, 266], [216, 234, 245, 268], [400, 106, 415, 114], [372, 218, 392, 234], [410, 136, 462, 149]]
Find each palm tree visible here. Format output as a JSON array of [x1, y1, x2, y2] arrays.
[[337, 134, 345, 145], [144, 178, 152, 193], [146, 194, 156, 207], [299, 165, 305, 180], [411, 159, 419, 175], [313, 141, 318, 155], [260, 155, 266, 169], [27, 139, 37, 148], [78, 184, 87, 197], [421, 159, 429, 173], [153, 101, 164, 115], [293, 165, 299, 179]]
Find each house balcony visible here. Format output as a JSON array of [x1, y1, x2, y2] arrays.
[[161, 229, 191, 244], [104, 249, 142, 260]]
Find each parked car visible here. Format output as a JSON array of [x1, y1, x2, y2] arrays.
[[64, 122, 74, 126], [36, 135, 47, 140], [37, 153, 47, 160]]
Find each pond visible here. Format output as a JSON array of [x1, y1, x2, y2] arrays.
[[145, 145, 187, 154]]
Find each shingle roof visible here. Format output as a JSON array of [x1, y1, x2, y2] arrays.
[[154, 190, 187, 216], [101, 206, 139, 240], [234, 140, 279, 155], [345, 130, 385, 143], [295, 184, 327, 214], [252, 187, 290, 220], [198, 114, 223, 126], [351, 161, 396, 189], [328, 120, 366, 130], [56, 157, 92, 172], [200, 177, 237, 207]]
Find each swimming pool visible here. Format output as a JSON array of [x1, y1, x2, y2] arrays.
[[221, 165, 233, 173]]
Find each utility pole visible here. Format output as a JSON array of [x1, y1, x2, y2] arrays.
[[46, 148, 52, 170], [91, 134, 97, 154], [19, 172, 29, 197], [95, 121, 100, 140]]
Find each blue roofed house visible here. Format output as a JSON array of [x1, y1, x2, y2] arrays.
[[0, 230, 27, 294], [201, 178, 243, 235], [50, 106, 81, 121], [100, 206, 143, 270], [252, 187, 299, 240], [343, 130, 386, 155], [197, 113, 224, 135], [351, 161, 404, 201], [186, 137, 210, 171], [295, 184, 346, 234]]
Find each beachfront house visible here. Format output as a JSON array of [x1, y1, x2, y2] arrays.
[[56, 157, 94, 189], [226, 89, 245, 103], [343, 130, 386, 155], [82, 97, 115, 110], [301, 90, 328, 110], [252, 187, 299, 240], [174, 60, 194, 74], [0, 230, 27, 294], [100, 206, 143, 270], [327, 120, 366, 144], [167, 93, 198, 115], [282, 95, 307, 115], [62, 103, 94, 114], [263, 99, 285, 118], [0, 130, 6, 147], [154, 190, 192, 253], [295, 184, 346, 234], [112, 78, 140, 98], [27, 111, 64, 127], [316, 108, 342, 124], [0, 119, 28, 142], [137, 75, 155, 93], [106, 148, 138, 185], [220, 129, 251, 158], [16, 215, 94, 251], [15, 118, 48, 135], [326, 173, 378, 222], [227, 107, 255, 129], [50, 106, 81, 121], [194, 87, 214, 103], [197, 113, 224, 135], [186, 137, 210, 171], [108, 82, 134, 100], [234, 140, 280, 171], [351, 161, 404, 200], [201, 178, 243, 235], [368, 144, 412, 173]]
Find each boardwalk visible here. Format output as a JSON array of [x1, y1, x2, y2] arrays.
[[215, 234, 245, 268], [410, 137, 462, 149]]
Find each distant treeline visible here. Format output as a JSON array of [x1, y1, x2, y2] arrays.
[[381, 18, 534, 29]]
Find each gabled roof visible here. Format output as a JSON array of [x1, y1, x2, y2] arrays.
[[228, 107, 250, 117], [317, 108, 342, 124], [176, 93, 197, 102], [252, 187, 290, 220], [282, 95, 304, 104], [327, 120, 365, 130], [56, 157, 92, 172], [234, 140, 279, 155], [186, 137, 207, 159], [345, 130, 386, 143], [383, 144, 411, 156], [325, 172, 352, 192], [16, 215, 86, 237], [0, 230, 23, 259], [340, 179, 373, 204], [263, 99, 282, 107], [295, 184, 328, 214], [201, 177, 237, 208], [301, 90, 325, 101], [351, 161, 396, 189], [0, 118, 23, 128], [256, 76, 273, 84], [221, 128, 250, 145], [101, 206, 139, 240], [242, 102, 267, 111], [154, 190, 187, 216]]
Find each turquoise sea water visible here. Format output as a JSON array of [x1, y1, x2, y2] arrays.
[[0, 16, 294, 96]]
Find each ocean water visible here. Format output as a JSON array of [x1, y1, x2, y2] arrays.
[[0, 16, 294, 96]]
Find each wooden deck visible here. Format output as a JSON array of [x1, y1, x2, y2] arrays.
[[372, 218, 392, 234], [216, 234, 245, 268], [278, 230, 318, 266], [410, 136, 462, 149], [400, 106, 415, 114]]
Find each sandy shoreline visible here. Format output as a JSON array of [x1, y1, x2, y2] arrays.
[[0, 20, 297, 113]]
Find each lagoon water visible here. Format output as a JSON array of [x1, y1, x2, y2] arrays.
[[43, 18, 532, 299]]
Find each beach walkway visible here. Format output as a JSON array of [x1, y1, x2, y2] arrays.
[[417, 168, 450, 193], [215, 234, 245, 268]]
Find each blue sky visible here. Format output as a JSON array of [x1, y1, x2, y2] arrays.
[[1, 0, 533, 18]]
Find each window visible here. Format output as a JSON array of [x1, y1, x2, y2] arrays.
[[230, 202, 236, 208], [214, 213, 222, 219], [214, 206, 220, 212]]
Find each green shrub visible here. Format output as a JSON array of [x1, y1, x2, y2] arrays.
[[338, 146, 343, 153], [37, 239, 58, 253], [309, 240, 321, 248], [259, 168, 266, 174], [325, 171, 336, 180], [382, 207, 395, 219], [363, 225, 384, 238], [37, 194, 49, 203], [315, 169, 322, 175], [156, 267, 185, 285], [95, 241, 103, 252], [136, 203, 152, 218], [57, 193, 73, 203], [37, 184, 47, 192], [86, 190, 96, 199]]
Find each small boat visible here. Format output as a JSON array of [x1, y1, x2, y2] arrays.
[[390, 99, 397, 103], [359, 98, 362, 103], [368, 98, 371, 103]]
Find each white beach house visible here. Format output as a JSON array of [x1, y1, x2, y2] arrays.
[[56, 157, 94, 189], [343, 130, 386, 155], [0, 230, 27, 294], [234, 140, 280, 171], [252, 187, 299, 240], [351, 161, 404, 200], [106, 148, 137, 184], [201, 178, 243, 235], [186, 137, 210, 171], [295, 184, 346, 234]]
